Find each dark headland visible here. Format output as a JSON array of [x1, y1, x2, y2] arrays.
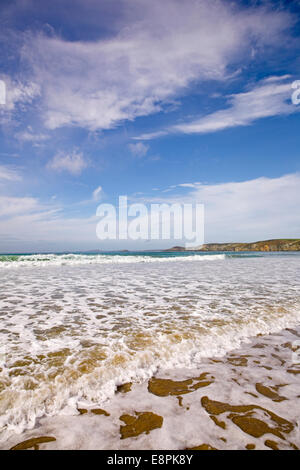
[[165, 239, 300, 252]]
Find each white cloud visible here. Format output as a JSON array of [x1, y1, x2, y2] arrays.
[[0, 196, 39, 217], [133, 131, 168, 141], [18, 0, 291, 132], [1, 173, 300, 251], [0, 195, 99, 252], [0, 165, 21, 181], [137, 76, 298, 139], [47, 150, 88, 175], [93, 186, 103, 201], [196, 174, 300, 242], [0, 75, 39, 122], [15, 129, 49, 143], [173, 76, 297, 134], [141, 173, 300, 243], [128, 142, 149, 158], [263, 74, 292, 83], [178, 183, 200, 188]]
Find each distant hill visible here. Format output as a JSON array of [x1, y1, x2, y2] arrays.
[[165, 239, 300, 252], [164, 246, 186, 252]]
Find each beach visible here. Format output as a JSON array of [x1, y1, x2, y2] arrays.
[[0, 251, 299, 449]]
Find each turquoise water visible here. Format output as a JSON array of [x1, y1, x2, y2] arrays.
[[0, 249, 298, 264]]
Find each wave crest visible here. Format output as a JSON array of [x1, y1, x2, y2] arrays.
[[0, 253, 226, 268]]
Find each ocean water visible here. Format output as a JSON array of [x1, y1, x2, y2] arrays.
[[0, 250, 299, 446]]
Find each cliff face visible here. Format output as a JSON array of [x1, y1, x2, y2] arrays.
[[197, 239, 300, 252], [165, 239, 300, 252]]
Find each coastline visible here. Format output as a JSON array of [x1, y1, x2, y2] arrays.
[[165, 239, 300, 252], [3, 325, 300, 450]]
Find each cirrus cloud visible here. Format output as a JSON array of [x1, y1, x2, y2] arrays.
[[128, 142, 149, 158], [47, 150, 88, 175], [173, 76, 297, 134], [17, 0, 292, 132], [0, 164, 22, 182], [93, 185, 103, 201], [136, 75, 299, 139]]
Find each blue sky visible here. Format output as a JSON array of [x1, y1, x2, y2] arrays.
[[0, 0, 300, 252]]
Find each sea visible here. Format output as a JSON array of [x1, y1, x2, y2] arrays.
[[0, 250, 299, 449]]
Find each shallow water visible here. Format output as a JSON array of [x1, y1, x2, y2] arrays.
[[0, 251, 299, 445], [3, 326, 300, 450]]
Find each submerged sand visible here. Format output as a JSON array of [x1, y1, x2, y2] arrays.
[[3, 326, 300, 450]]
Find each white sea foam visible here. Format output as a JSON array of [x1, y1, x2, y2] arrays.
[[2, 326, 300, 450], [0, 253, 225, 268], [0, 253, 299, 443]]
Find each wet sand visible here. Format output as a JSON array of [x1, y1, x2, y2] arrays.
[[3, 325, 300, 450]]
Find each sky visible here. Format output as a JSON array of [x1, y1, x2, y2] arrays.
[[0, 0, 300, 252]]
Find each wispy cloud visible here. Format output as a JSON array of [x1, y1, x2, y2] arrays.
[[47, 150, 88, 175], [92, 186, 103, 202], [15, 128, 49, 143], [133, 131, 168, 141], [138, 173, 300, 242], [173, 76, 296, 135], [0, 194, 98, 251], [136, 76, 298, 139], [128, 142, 149, 158], [0, 196, 40, 217], [192, 173, 300, 242], [0, 164, 22, 181], [0, 74, 39, 123], [1, 172, 300, 250], [14, 0, 291, 132]]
